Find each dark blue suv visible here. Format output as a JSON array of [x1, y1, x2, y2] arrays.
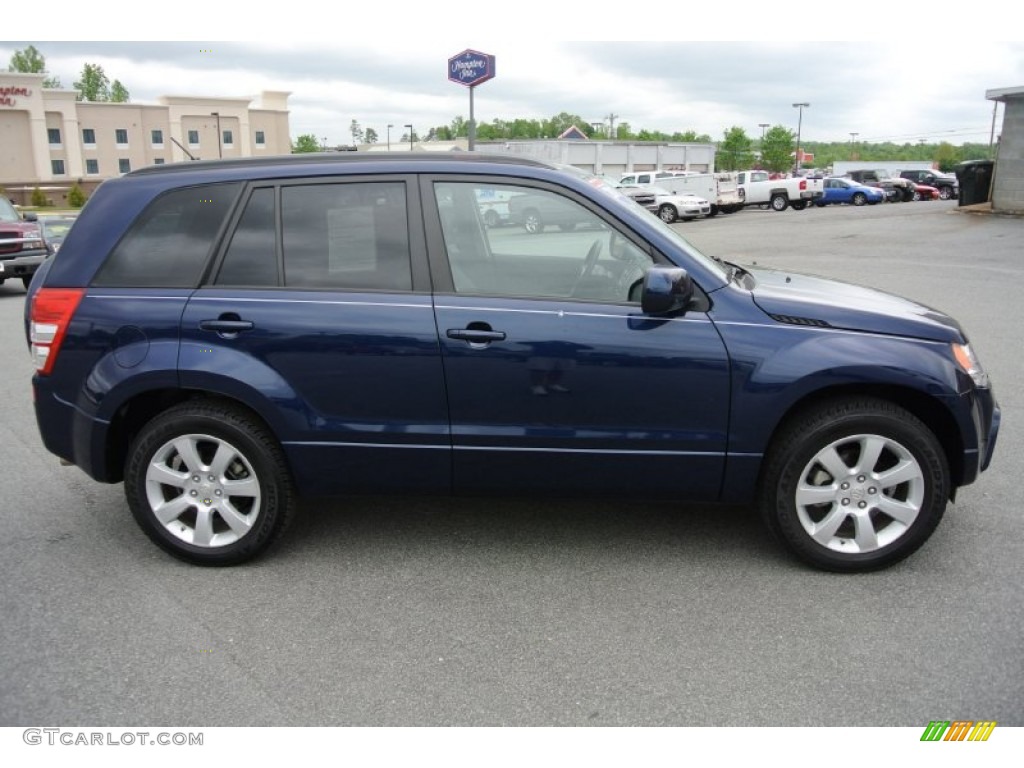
[[26, 154, 1000, 570]]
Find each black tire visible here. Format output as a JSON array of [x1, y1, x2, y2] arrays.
[[790, 200, 807, 211], [658, 204, 678, 223], [759, 397, 949, 572], [852, 192, 867, 206], [902, 187, 915, 202], [770, 193, 788, 212], [708, 205, 719, 217], [523, 209, 543, 234], [124, 400, 296, 566], [938, 186, 952, 201]]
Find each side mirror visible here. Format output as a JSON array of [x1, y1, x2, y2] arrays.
[[23, 211, 38, 222], [641, 266, 694, 315]]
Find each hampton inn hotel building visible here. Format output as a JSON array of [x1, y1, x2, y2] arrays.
[[1, 72, 291, 205]]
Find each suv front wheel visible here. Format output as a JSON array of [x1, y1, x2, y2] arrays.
[[759, 398, 949, 572], [125, 400, 295, 565]]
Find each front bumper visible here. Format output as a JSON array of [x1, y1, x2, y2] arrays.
[[0, 252, 46, 279]]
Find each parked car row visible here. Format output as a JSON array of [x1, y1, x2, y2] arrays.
[[477, 166, 957, 233]]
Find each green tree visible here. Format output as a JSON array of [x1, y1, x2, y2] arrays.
[[364, 127, 378, 145], [934, 141, 960, 173], [717, 126, 754, 171], [9, 45, 45, 73], [8, 44, 61, 87], [760, 125, 795, 173], [614, 122, 633, 140], [450, 116, 468, 138], [673, 130, 713, 143], [544, 112, 588, 138], [292, 134, 321, 153], [110, 80, 130, 103], [67, 183, 87, 208], [349, 120, 363, 145], [31, 186, 48, 207], [74, 63, 111, 102]]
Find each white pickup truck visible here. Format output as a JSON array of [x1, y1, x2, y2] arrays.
[[619, 171, 742, 216], [735, 170, 824, 211]]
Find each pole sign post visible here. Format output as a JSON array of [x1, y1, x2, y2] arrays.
[[448, 49, 495, 151]]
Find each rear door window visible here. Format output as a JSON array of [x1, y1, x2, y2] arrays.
[[280, 182, 412, 291]]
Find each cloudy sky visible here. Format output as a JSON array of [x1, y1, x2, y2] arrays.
[[6, 8, 1022, 148]]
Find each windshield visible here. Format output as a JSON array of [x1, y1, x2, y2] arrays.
[[0, 197, 21, 223]]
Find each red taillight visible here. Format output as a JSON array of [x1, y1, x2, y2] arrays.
[[799, 179, 807, 191], [30, 288, 85, 375]]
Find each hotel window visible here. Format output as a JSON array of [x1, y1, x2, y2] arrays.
[[51, 159, 66, 175], [48, 128, 62, 145], [255, 130, 266, 146], [119, 159, 131, 174], [86, 159, 99, 175], [151, 129, 164, 146], [115, 128, 129, 146], [223, 129, 233, 147], [82, 128, 96, 145], [188, 130, 199, 146]]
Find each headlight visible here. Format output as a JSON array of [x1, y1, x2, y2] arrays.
[[952, 343, 989, 388]]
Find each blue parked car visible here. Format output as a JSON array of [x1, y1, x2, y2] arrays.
[[25, 154, 1000, 571], [816, 177, 886, 206]]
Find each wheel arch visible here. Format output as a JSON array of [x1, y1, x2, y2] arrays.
[[103, 387, 291, 484], [757, 383, 965, 495]]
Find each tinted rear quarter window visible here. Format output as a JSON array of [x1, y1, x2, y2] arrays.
[[93, 183, 241, 288]]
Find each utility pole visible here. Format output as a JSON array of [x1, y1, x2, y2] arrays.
[[605, 113, 619, 140], [849, 132, 858, 160], [792, 103, 809, 172]]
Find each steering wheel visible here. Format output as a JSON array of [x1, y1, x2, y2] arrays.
[[570, 239, 602, 297]]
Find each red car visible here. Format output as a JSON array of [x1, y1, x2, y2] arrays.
[[912, 183, 940, 201]]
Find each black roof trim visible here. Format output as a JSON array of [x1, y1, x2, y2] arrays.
[[128, 152, 551, 176]]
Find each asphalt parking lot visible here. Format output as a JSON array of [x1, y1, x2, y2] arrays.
[[0, 199, 1020, 727]]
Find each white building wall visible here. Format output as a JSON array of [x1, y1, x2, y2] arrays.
[[480, 140, 716, 177]]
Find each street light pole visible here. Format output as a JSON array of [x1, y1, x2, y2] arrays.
[[405, 124, 413, 152], [849, 132, 858, 160], [387, 124, 393, 152], [211, 112, 222, 158], [759, 123, 769, 142], [792, 103, 809, 172]]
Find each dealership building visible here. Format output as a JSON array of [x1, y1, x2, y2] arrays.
[[0, 72, 291, 205]]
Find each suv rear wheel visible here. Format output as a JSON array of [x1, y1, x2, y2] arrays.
[[125, 400, 295, 565], [759, 398, 949, 572]]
